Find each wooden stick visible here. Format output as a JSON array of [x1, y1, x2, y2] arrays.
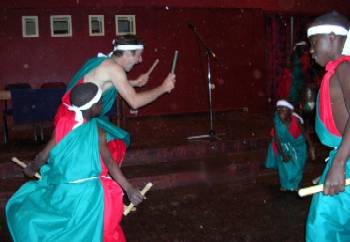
[[11, 157, 41, 179], [146, 59, 159, 75], [298, 178, 350, 197], [171, 50, 179, 74], [123, 182, 153, 216]]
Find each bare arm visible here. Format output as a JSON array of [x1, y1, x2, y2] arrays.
[[107, 64, 175, 109], [128, 73, 149, 87], [98, 128, 144, 205], [128, 59, 160, 87], [24, 132, 56, 177], [324, 62, 350, 195]]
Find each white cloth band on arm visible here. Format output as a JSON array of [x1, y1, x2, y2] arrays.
[[114, 45, 144, 51], [307, 24, 350, 55], [276, 100, 294, 110], [64, 86, 102, 129]]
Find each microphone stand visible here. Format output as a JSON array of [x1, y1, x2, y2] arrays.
[[187, 24, 218, 140]]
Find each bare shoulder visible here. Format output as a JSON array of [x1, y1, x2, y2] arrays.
[[336, 61, 350, 84], [86, 59, 127, 90], [98, 59, 126, 80], [99, 59, 122, 72]]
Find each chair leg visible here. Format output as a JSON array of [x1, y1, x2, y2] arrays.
[[40, 125, 44, 141], [3, 115, 8, 144], [33, 125, 38, 142]]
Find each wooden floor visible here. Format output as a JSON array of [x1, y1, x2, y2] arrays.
[[0, 110, 326, 242]]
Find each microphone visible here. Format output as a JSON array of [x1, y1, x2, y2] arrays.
[[208, 49, 216, 59], [187, 23, 196, 31]]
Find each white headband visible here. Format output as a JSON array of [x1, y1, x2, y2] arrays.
[[113, 45, 144, 51], [307, 24, 350, 55], [276, 100, 294, 110], [307, 25, 348, 37], [65, 86, 102, 129], [97, 44, 144, 58]]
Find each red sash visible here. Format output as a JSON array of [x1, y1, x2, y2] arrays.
[[318, 56, 350, 137], [54, 79, 126, 242]]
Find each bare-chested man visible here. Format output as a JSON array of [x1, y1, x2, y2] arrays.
[[84, 35, 175, 109], [306, 11, 350, 242]]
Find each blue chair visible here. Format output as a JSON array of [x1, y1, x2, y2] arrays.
[[10, 88, 65, 142], [2, 83, 31, 144]]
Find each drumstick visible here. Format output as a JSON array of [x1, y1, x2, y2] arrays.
[[171, 50, 179, 74], [123, 182, 153, 216], [146, 59, 159, 75], [298, 178, 350, 197], [11, 157, 41, 179]]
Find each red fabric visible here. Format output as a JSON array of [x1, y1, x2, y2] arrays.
[[54, 79, 85, 143], [100, 143, 126, 242], [54, 79, 126, 242], [318, 56, 350, 137], [277, 68, 292, 99], [270, 116, 302, 155], [288, 116, 302, 139]]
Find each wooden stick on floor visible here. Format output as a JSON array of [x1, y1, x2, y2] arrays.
[[298, 178, 350, 197], [123, 182, 153, 216], [11, 157, 41, 179]]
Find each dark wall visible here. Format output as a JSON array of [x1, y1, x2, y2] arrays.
[[1, 0, 349, 117], [0, 6, 266, 116]]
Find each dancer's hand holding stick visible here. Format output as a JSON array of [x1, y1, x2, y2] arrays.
[[11, 157, 41, 179], [124, 182, 153, 216], [298, 178, 350, 197], [147, 59, 159, 75], [133, 59, 159, 88]]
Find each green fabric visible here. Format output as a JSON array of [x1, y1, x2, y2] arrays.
[[265, 143, 277, 169], [314, 94, 341, 148], [67, 56, 130, 146], [306, 95, 350, 242], [265, 114, 307, 190], [6, 119, 104, 242]]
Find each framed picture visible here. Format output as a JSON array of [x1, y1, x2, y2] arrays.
[[50, 15, 72, 37], [115, 15, 136, 35], [89, 15, 104, 36], [22, 16, 39, 38]]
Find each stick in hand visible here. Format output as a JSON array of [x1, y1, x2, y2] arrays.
[[146, 59, 159, 76], [298, 178, 350, 197], [171, 50, 179, 74], [123, 182, 153, 216], [11, 157, 41, 179]]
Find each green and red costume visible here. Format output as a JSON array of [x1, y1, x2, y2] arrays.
[[6, 57, 130, 242], [306, 56, 350, 242], [265, 113, 307, 190]]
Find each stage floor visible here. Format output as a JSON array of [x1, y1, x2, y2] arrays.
[[116, 110, 272, 148], [0, 110, 326, 242]]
